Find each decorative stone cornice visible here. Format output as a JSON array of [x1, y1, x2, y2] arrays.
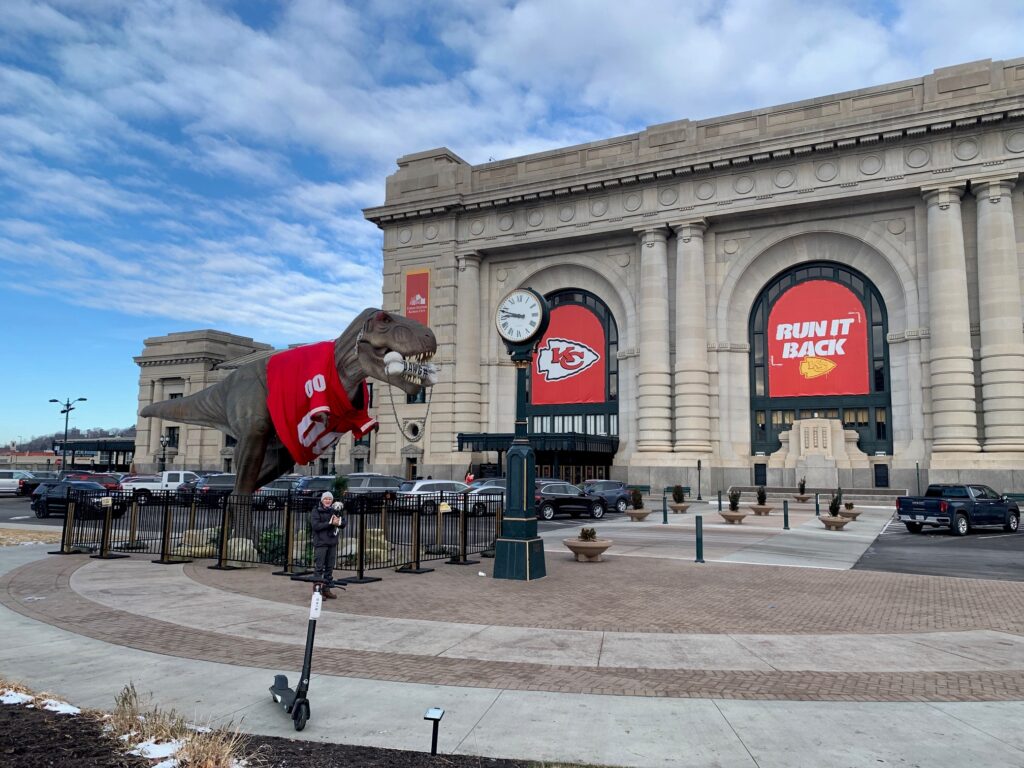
[[135, 356, 223, 368]]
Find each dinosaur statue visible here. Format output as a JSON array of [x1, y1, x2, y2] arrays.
[[141, 308, 437, 495]]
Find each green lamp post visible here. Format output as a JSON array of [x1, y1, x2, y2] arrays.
[[492, 287, 550, 581]]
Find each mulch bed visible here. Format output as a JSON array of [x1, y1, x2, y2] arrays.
[[0, 703, 535, 767]]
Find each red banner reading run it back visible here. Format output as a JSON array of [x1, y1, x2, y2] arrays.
[[767, 280, 869, 398]]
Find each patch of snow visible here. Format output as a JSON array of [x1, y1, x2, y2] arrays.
[[1, 691, 34, 705], [42, 699, 81, 715], [130, 738, 184, 760], [187, 723, 212, 733]]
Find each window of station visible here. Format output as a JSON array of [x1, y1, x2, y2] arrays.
[[748, 260, 892, 456]]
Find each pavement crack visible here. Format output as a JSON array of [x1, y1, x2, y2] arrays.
[[712, 700, 762, 767], [451, 689, 505, 755], [923, 702, 1024, 754]]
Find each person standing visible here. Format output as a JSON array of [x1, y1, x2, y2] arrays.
[[311, 491, 344, 599]]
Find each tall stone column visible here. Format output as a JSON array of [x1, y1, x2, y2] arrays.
[[974, 178, 1024, 451], [452, 252, 482, 438], [671, 220, 712, 453], [635, 227, 673, 451], [922, 186, 980, 452]]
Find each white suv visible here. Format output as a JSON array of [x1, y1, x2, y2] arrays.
[[396, 479, 470, 513], [0, 470, 33, 496]]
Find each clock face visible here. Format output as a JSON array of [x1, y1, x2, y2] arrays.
[[496, 290, 543, 343]]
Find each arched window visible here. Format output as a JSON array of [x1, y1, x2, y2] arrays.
[[526, 289, 619, 437], [748, 261, 892, 455]]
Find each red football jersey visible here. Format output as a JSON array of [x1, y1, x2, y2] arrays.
[[265, 341, 377, 465]]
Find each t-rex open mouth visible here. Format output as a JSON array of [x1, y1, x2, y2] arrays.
[[382, 350, 438, 386]]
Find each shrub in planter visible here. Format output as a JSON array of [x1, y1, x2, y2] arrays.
[[756, 486, 767, 505], [631, 488, 644, 509], [844, 501, 854, 510], [579, 527, 597, 542], [829, 492, 841, 517], [672, 485, 685, 504], [728, 489, 741, 511], [798, 477, 807, 495]]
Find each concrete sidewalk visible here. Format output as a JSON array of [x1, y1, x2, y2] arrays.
[[2, 519, 1024, 767]]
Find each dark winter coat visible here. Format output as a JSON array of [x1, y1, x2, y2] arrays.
[[311, 502, 345, 547]]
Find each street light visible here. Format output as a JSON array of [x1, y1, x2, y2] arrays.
[[49, 397, 86, 474], [159, 433, 169, 472]]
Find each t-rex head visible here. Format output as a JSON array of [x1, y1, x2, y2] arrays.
[[350, 309, 438, 396]]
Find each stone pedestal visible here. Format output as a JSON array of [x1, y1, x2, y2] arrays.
[[768, 418, 870, 489]]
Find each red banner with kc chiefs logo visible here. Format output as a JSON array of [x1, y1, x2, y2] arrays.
[[767, 280, 869, 397], [532, 304, 606, 404]]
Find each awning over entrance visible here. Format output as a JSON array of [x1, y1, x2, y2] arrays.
[[457, 432, 619, 454]]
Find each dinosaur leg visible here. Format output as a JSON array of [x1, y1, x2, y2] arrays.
[[253, 441, 297, 490], [233, 431, 271, 495]]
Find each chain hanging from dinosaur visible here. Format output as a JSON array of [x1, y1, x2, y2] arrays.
[[382, 350, 438, 442]]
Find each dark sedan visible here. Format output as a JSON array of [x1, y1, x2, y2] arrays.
[[17, 471, 59, 497], [534, 481, 606, 520], [583, 480, 631, 514], [32, 481, 127, 520]]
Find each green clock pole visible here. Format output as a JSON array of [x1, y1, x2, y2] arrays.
[[493, 288, 549, 581]]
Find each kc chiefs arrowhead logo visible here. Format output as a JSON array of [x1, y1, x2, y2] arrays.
[[536, 338, 600, 381]]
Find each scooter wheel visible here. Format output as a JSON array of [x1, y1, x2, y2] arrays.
[[293, 700, 309, 731]]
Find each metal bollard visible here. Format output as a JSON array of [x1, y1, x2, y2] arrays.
[[783, 499, 790, 530], [695, 514, 705, 563], [662, 491, 668, 524], [814, 493, 820, 517], [717, 490, 722, 512]]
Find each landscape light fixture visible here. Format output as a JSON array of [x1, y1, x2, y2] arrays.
[[49, 397, 86, 473], [159, 432, 169, 472], [423, 707, 445, 756]]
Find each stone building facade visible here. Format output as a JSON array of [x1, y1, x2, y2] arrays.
[[362, 59, 1024, 493]]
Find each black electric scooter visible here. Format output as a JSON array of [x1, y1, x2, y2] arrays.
[[269, 580, 341, 731]]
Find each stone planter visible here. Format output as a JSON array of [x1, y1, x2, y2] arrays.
[[749, 504, 773, 516], [563, 538, 613, 562], [793, 494, 811, 503], [669, 502, 690, 514], [838, 508, 860, 521], [820, 515, 851, 531], [719, 510, 747, 524], [626, 510, 651, 522]]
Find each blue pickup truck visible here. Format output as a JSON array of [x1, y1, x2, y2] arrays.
[[896, 484, 1020, 536]]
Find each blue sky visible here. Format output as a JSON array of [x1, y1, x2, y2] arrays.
[[1, 0, 1022, 445]]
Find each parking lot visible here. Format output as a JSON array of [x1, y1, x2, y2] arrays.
[[0, 494, 60, 528], [854, 516, 1024, 582]]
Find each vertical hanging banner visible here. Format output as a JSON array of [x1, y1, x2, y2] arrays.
[[532, 304, 606, 404], [767, 280, 869, 397], [404, 269, 430, 325]]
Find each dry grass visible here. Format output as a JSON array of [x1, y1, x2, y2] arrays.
[[0, 677, 33, 696], [0, 527, 61, 547], [106, 682, 261, 767]]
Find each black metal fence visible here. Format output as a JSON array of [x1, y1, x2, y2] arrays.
[[54, 489, 503, 579]]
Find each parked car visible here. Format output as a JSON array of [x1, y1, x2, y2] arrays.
[[31, 480, 128, 520], [193, 473, 237, 507], [18, 470, 59, 497], [467, 478, 506, 514], [535, 481, 606, 520], [87, 473, 122, 491], [582, 480, 631, 514], [121, 471, 200, 503], [0, 469, 34, 496], [345, 474, 404, 495], [896, 484, 1020, 535], [396, 479, 471, 514], [57, 470, 97, 481], [254, 476, 302, 511]]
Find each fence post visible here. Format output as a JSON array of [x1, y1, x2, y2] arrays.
[[717, 490, 722, 512], [91, 496, 127, 560], [662, 490, 668, 524], [345, 509, 382, 584], [398, 506, 433, 574], [273, 501, 296, 576], [153, 494, 189, 564], [208, 499, 235, 570], [695, 514, 705, 563], [447, 497, 479, 566], [188, 496, 197, 530], [783, 499, 790, 530], [50, 498, 80, 555], [815, 493, 820, 517]]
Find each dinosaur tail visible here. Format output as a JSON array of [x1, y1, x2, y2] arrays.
[[141, 383, 228, 430]]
